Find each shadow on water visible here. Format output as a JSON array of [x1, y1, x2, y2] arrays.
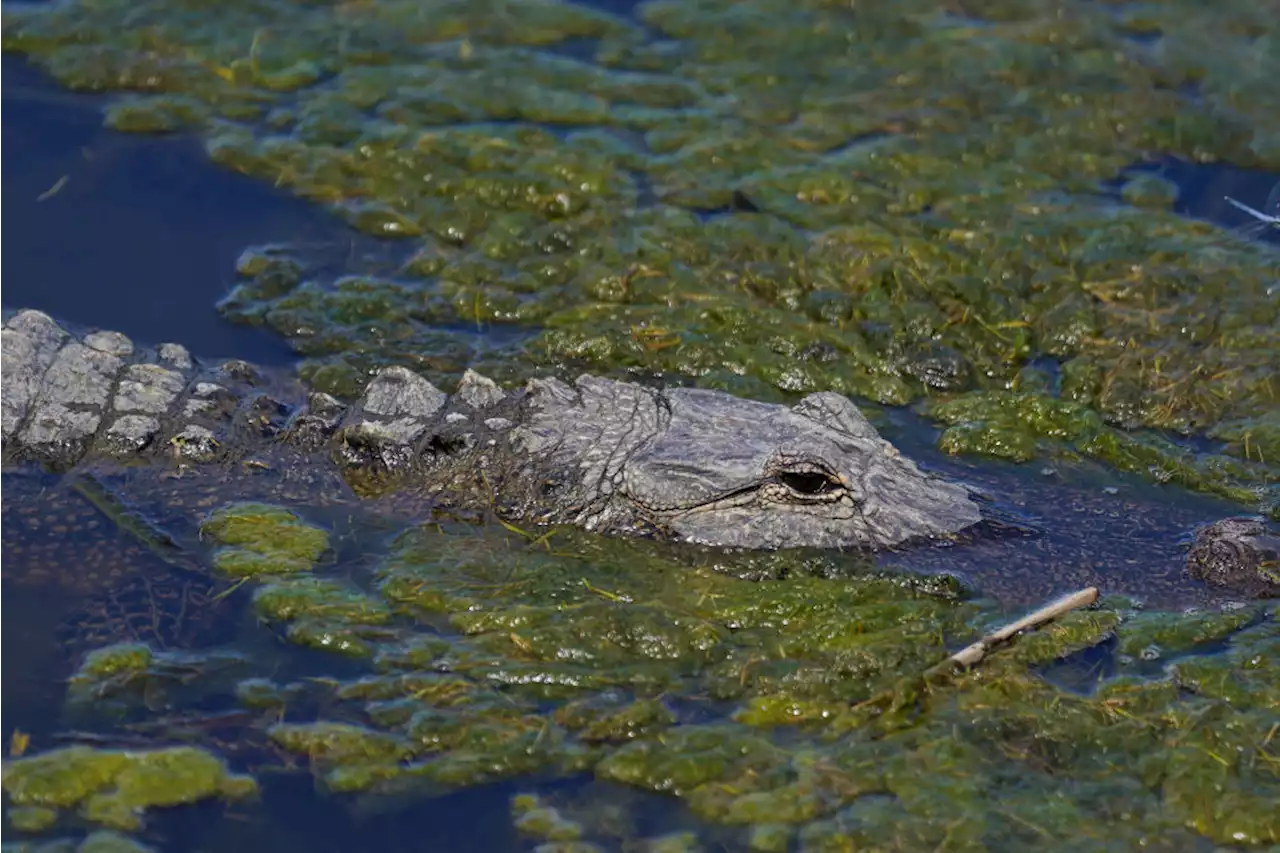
[[0, 55, 355, 364]]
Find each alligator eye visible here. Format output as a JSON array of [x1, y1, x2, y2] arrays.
[[778, 471, 837, 495]]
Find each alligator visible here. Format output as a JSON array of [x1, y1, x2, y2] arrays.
[[2, 308, 983, 551]]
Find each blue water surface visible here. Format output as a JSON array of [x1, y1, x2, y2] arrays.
[[2, 56, 334, 364]]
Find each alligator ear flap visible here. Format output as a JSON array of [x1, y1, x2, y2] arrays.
[[791, 392, 881, 441]]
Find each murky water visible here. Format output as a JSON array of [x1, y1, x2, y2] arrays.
[[876, 411, 1248, 609], [2, 2, 1278, 848]]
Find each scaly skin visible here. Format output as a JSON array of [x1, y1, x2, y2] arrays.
[[1186, 517, 1280, 598], [1, 308, 982, 551]]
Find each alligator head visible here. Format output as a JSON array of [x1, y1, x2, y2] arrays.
[[515, 376, 982, 549]]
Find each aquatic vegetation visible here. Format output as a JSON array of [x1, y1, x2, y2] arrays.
[[1119, 172, 1180, 209], [2, 746, 256, 832], [64, 643, 254, 720], [200, 502, 330, 578], [198, 522, 1278, 847], [4, 0, 1280, 846], [926, 390, 1276, 508], [268, 721, 412, 766], [5, 515, 1277, 847], [72, 642, 153, 680], [253, 576, 393, 657], [554, 697, 677, 744], [511, 794, 585, 842], [3, 0, 1277, 504], [77, 831, 158, 853], [1116, 606, 1261, 663]]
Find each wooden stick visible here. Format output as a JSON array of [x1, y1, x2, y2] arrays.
[[945, 586, 1099, 669], [1225, 195, 1280, 225]]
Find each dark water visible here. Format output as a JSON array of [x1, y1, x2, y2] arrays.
[[1, 56, 345, 364], [1115, 155, 1280, 245], [877, 412, 1248, 610], [0, 583, 77, 739]]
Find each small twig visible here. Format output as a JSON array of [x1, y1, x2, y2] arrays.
[[209, 576, 253, 603], [37, 174, 70, 201], [944, 586, 1099, 669], [1225, 196, 1279, 226], [850, 587, 1102, 716]]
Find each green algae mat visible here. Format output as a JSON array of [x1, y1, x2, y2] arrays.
[[2, 0, 1280, 848], [3, 0, 1277, 512], [5, 508, 1278, 849]]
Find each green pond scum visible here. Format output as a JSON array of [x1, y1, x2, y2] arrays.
[[200, 501, 331, 578], [3, 0, 1277, 506], [3, 0, 1280, 848], [12, 519, 1276, 849], [1, 745, 255, 833]]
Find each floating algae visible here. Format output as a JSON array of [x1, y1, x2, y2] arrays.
[[4, 0, 1277, 505], [253, 576, 394, 657], [200, 502, 330, 578], [926, 390, 1275, 508], [3, 0, 1280, 847], [511, 793, 585, 843], [77, 831, 157, 853], [1118, 172, 1180, 209], [64, 642, 254, 722], [72, 643, 154, 681], [2, 745, 256, 832], [194, 522, 1275, 848]]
